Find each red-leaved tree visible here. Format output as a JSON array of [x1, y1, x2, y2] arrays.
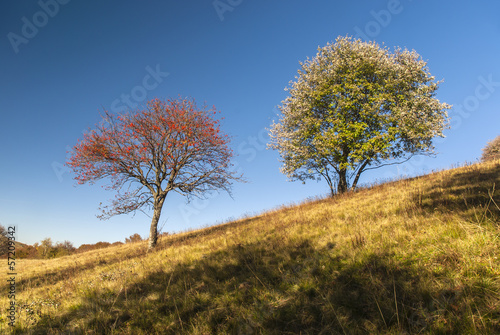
[[67, 97, 242, 249]]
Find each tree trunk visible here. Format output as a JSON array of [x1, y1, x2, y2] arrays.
[[329, 186, 335, 198], [323, 171, 335, 198], [148, 197, 165, 250], [337, 168, 348, 194], [351, 160, 370, 191]]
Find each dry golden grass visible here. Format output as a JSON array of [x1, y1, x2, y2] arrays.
[[1, 160, 500, 334]]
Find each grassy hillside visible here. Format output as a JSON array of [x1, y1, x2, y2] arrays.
[[1, 161, 500, 334]]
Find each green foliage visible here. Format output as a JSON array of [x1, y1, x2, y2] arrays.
[[38, 238, 53, 259], [269, 36, 451, 194], [54, 241, 76, 257], [34, 238, 76, 259], [481, 135, 500, 162], [16, 245, 38, 259]]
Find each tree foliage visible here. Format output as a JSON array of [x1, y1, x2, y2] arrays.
[[67, 97, 242, 249], [481, 135, 500, 162], [0, 225, 7, 256], [125, 233, 143, 243], [269, 36, 451, 195], [54, 240, 76, 257], [38, 238, 53, 258], [17, 244, 38, 259]]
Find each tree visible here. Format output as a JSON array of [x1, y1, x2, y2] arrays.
[[54, 240, 76, 257], [125, 233, 142, 243], [0, 225, 8, 256], [481, 135, 500, 162], [67, 97, 241, 250], [17, 244, 38, 259], [269, 36, 451, 195], [38, 238, 53, 258]]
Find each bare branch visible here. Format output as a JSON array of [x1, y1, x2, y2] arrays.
[[67, 97, 244, 249]]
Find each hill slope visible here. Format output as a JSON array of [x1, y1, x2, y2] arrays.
[[2, 161, 500, 334]]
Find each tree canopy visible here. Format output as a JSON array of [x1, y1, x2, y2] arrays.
[[269, 36, 451, 195], [68, 97, 242, 249]]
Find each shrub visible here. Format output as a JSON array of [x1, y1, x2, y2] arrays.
[[481, 135, 500, 162], [125, 233, 143, 243]]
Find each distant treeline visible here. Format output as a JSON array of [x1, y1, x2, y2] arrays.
[[0, 227, 167, 259]]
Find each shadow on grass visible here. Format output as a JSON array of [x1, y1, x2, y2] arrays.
[[23, 235, 497, 335], [10, 217, 260, 293], [159, 215, 259, 249], [11, 249, 149, 292], [413, 162, 500, 220]]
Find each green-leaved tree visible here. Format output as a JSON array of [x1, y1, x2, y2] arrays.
[[269, 36, 451, 195]]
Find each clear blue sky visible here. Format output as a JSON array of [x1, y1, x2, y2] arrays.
[[1, 0, 499, 247]]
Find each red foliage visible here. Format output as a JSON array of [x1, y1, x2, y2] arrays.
[[67, 98, 239, 243]]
